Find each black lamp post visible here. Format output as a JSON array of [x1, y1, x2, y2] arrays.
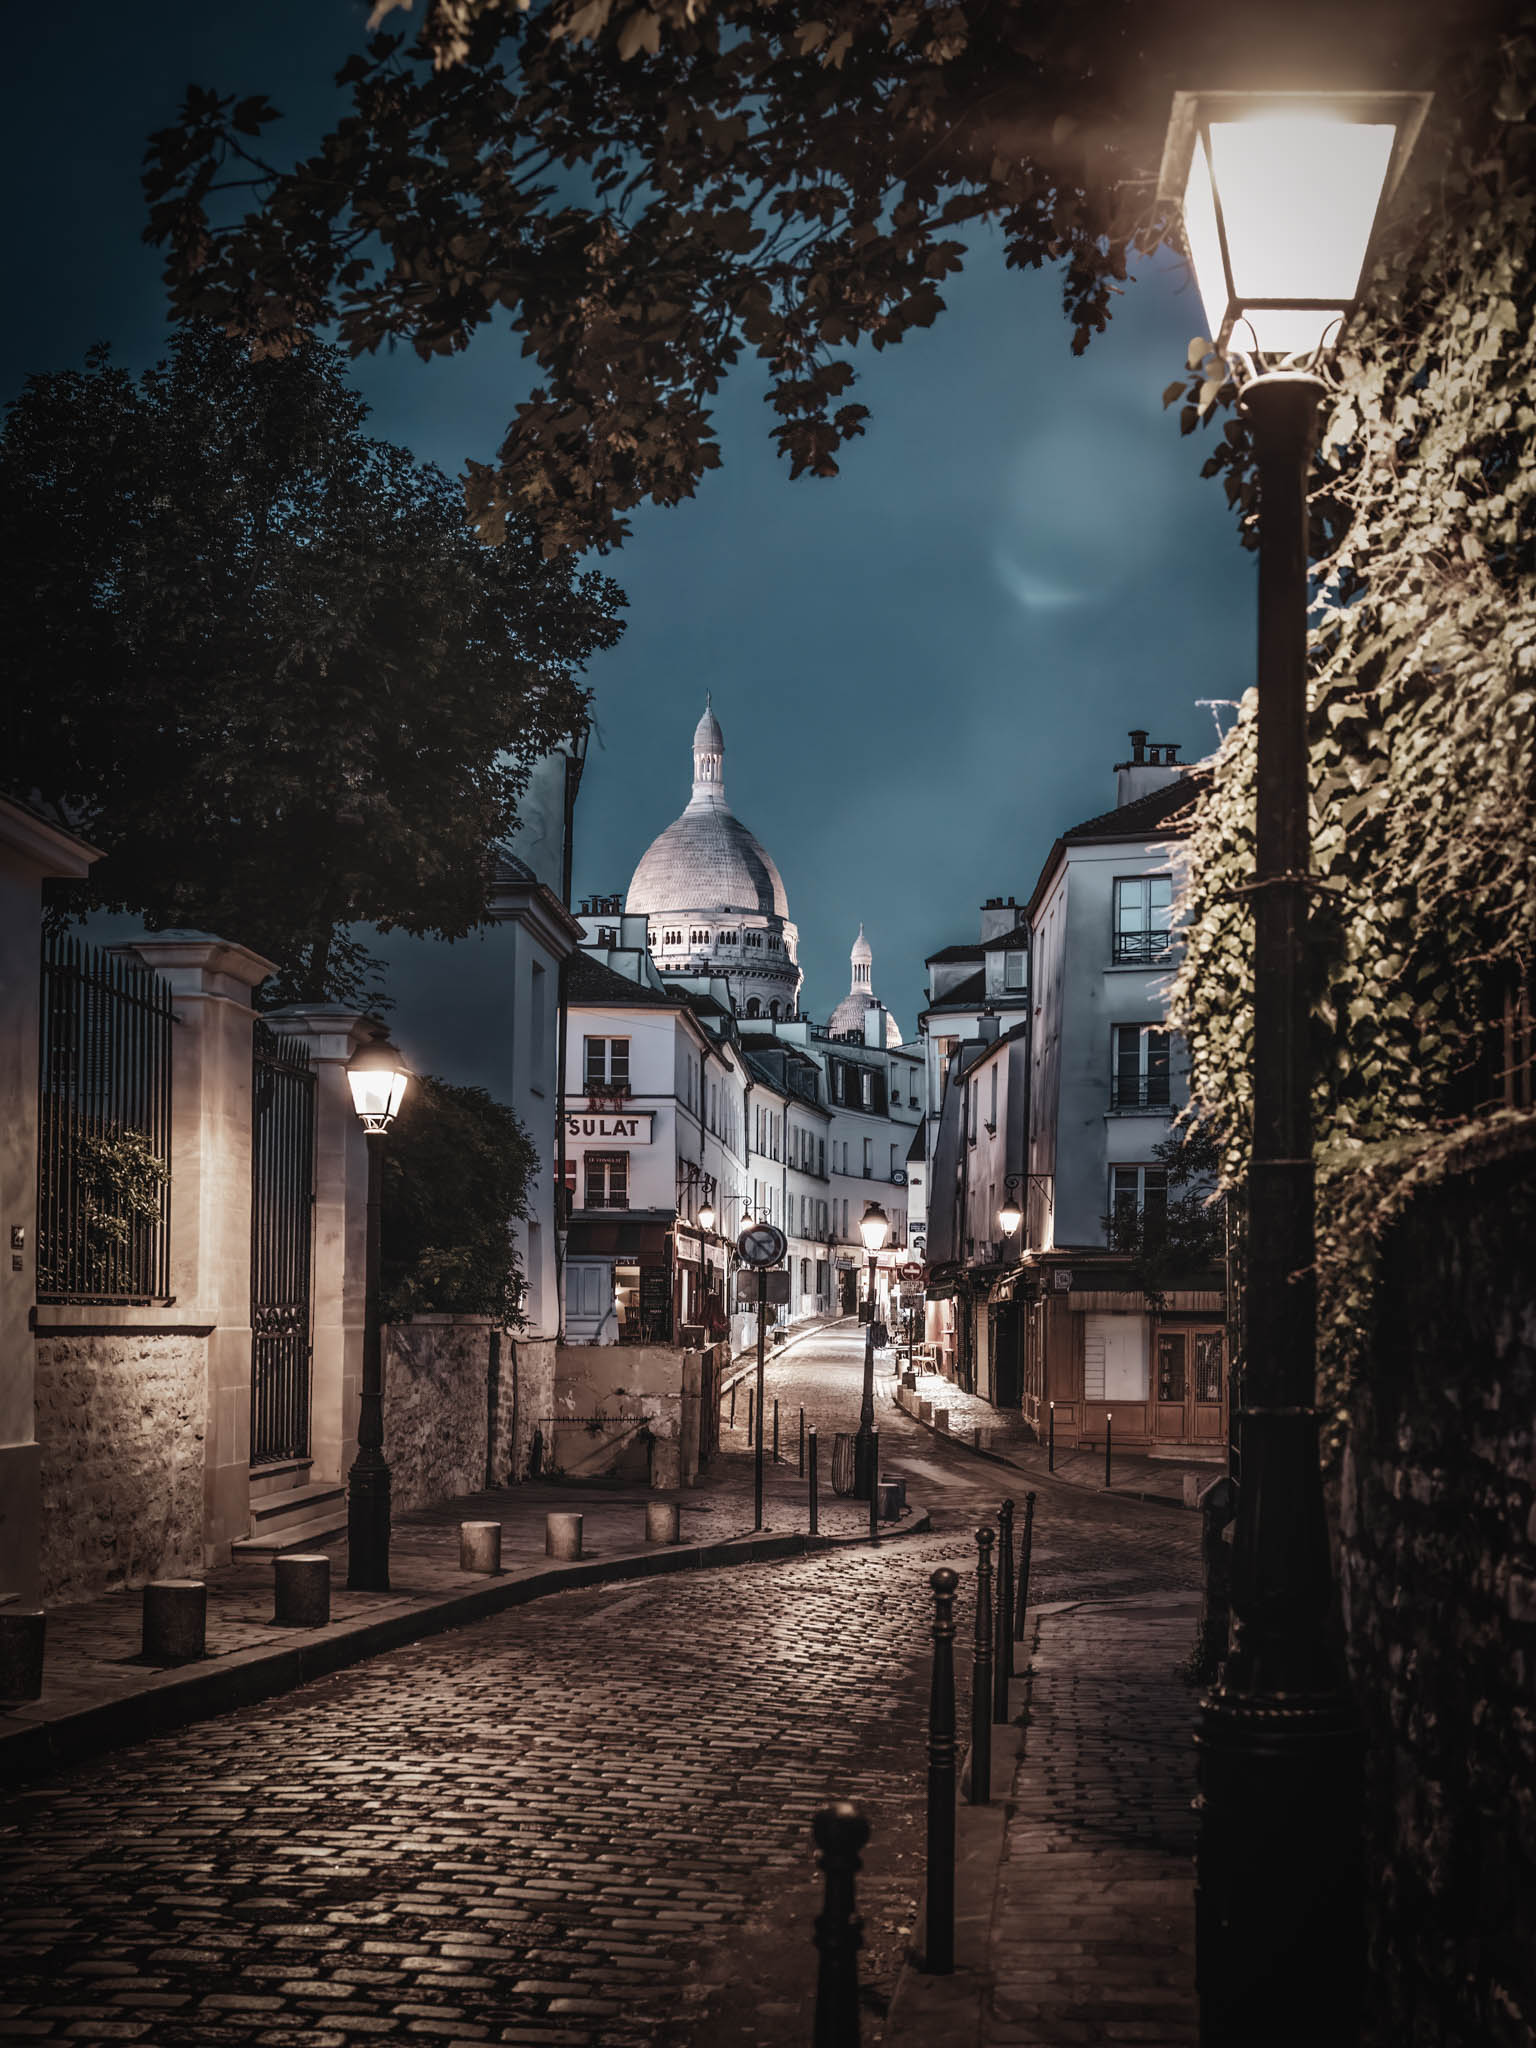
[[1158, 88, 1428, 2047], [853, 1199, 889, 1499], [344, 1025, 412, 1592]]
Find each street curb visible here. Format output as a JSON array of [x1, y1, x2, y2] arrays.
[[0, 1506, 931, 1786], [896, 1384, 1199, 1513]]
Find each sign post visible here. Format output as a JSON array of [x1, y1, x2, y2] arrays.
[[737, 1222, 788, 1532]]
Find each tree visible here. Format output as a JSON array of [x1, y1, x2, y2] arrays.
[[142, 0, 1476, 554], [380, 1074, 538, 1323], [3, 324, 625, 1006]]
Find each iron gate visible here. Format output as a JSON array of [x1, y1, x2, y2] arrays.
[[250, 1020, 316, 1464]]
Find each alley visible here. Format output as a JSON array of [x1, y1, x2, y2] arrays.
[[0, 1328, 1201, 2048]]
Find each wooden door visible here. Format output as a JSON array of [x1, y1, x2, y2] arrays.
[[1155, 1327, 1227, 1442], [1191, 1330, 1226, 1443], [1154, 1332, 1188, 1439]]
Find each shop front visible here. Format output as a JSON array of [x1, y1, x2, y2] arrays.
[[563, 1217, 674, 1345]]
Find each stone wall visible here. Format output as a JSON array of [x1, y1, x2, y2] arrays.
[[1338, 1132, 1535, 2048], [35, 1333, 208, 1601], [383, 1315, 496, 1514], [504, 1336, 555, 1483]]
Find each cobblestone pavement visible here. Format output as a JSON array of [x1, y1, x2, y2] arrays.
[[0, 1324, 1201, 2048]]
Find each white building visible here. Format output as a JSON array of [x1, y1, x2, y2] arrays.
[[626, 700, 803, 1021]]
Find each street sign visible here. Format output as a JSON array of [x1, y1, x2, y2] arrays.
[[737, 1221, 788, 1267], [737, 1270, 791, 1306], [900, 1261, 926, 1283], [1052, 1267, 1073, 1291]]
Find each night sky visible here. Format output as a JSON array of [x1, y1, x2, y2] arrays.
[[7, 0, 1255, 1083]]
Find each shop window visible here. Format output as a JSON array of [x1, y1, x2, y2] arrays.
[[1083, 1313, 1148, 1401]]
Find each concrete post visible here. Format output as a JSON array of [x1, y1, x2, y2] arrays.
[[125, 935, 276, 1568], [545, 1512, 582, 1559], [261, 1007, 371, 1494], [459, 1521, 503, 1573], [0, 801, 97, 1605]]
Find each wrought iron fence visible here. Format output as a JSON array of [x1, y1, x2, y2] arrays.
[[250, 1021, 316, 1465], [37, 932, 174, 1303], [1111, 929, 1175, 966], [1108, 1073, 1173, 1111]]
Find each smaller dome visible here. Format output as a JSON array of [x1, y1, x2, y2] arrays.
[[827, 923, 901, 1044], [693, 695, 724, 755]]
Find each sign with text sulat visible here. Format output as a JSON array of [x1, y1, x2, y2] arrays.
[[565, 1109, 653, 1143]]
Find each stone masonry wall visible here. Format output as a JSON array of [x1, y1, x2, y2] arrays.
[[383, 1315, 496, 1514], [1337, 1135, 1535, 2048], [504, 1336, 555, 1483], [35, 1333, 208, 1601]]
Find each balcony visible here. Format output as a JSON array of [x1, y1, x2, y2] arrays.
[[1112, 930, 1175, 967], [1109, 1075, 1173, 1113]]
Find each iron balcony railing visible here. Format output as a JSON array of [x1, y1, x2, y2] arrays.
[[1109, 1074, 1174, 1112], [1112, 929, 1176, 966]]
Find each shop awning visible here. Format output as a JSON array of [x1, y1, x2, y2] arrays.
[[566, 1219, 671, 1260]]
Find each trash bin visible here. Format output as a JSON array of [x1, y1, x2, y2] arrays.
[[831, 1431, 857, 1497]]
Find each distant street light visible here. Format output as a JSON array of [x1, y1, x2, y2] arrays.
[[853, 1200, 890, 1499], [1158, 86, 1428, 2048], [344, 1026, 412, 1591]]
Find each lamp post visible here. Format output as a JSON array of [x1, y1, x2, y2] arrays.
[[853, 1199, 890, 1499], [344, 1026, 412, 1592], [1158, 89, 1428, 2048], [996, 1174, 1023, 1247]]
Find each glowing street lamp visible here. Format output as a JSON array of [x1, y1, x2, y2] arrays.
[[1158, 88, 1428, 2048], [344, 1026, 412, 1591], [997, 1175, 1024, 1242], [853, 1200, 890, 1499]]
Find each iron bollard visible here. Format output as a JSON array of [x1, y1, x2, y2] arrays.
[[812, 1800, 870, 2047], [1105, 1412, 1113, 1489], [808, 1426, 820, 1534], [1015, 1490, 1036, 1641], [993, 1499, 1014, 1719], [799, 1404, 806, 1477], [925, 1568, 959, 1975], [730, 1380, 737, 1428], [774, 1397, 780, 1465], [970, 1527, 994, 1804], [868, 1427, 880, 1545], [748, 1387, 755, 1450], [1048, 1399, 1055, 1472]]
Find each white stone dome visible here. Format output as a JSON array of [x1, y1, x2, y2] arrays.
[[827, 923, 902, 1045], [626, 698, 790, 920]]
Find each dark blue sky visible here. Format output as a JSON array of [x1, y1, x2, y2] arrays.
[[6, 1, 1254, 1077]]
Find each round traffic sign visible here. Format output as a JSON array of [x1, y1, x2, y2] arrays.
[[900, 1261, 926, 1283], [737, 1221, 788, 1267]]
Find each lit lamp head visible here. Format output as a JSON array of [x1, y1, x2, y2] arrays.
[[859, 1201, 891, 1254], [998, 1197, 1023, 1238], [698, 1201, 716, 1233], [346, 1028, 412, 1134], [1157, 90, 1429, 363]]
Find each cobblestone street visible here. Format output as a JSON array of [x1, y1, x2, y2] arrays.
[[0, 1326, 1202, 2047]]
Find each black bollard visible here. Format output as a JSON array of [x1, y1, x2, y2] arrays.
[[730, 1381, 737, 1428], [799, 1404, 806, 1477], [1015, 1490, 1036, 1641], [748, 1386, 755, 1451], [808, 1426, 820, 1535], [868, 1427, 880, 1545], [812, 1801, 870, 2047], [993, 1499, 1014, 1719], [925, 1568, 959, 1975], [1048, 1399, 1055, 1472], [774, 1398, 780, 1465], [1105, 1412, 1113, 1489], [970, 1527, 994, 1804]]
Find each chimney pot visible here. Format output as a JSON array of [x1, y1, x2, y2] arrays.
[[1128, 729, 1147, 764]]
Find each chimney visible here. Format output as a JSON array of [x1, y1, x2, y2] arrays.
[[1114, 730, 1185, 808]]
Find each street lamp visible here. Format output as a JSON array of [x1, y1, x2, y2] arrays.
[[1158, 87, 1428, 2048], [997, 1174, 1023, 1242], [853, 1199, 890, 1499], [344, 1025, 412, 1591]]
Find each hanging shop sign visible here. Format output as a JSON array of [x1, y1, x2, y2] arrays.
[[564, 1109, 654, 1142], [736, 1269, 791, 1306]]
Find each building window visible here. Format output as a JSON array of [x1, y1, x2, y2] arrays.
[[690, 927, 710, 947], [890, 1142, 899, 1177], [1113, 876, 1174, 965], [720, 930, 738, 947], [584, 1152, 629, 1210], [769, 1000, 781, 1019], [745, 930, 763, 949], [648, 931, 659, 950], [1003, 948, 1028, 991], [832, 1064, 846, 1103], [862, 1136, 873, 1177], [584, 1036, 630, 1090], [816, 1258, 828, 1294], [817, 1137, 826, 1177], [860, 1069, 873, 1108], [663, 927, 683, 948], [746, 997, 761, 1017], [988, 1063, 998, 1128], [767, 933, 781, 952], [1110, 1164, 1169, 1233], [1111, 1025, 1171, 1111]]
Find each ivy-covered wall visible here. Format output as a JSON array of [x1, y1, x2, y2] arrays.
[[1337, 1132, 1535, 2048]]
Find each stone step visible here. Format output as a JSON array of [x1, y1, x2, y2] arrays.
[[232, 1480, 348, 1556]]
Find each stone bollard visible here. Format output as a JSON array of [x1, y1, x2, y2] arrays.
[[458, 1522, 503, 1575], [649, 1437, 682, 1490], [935, 1408, 953, 1435], [645, 1501, 682, 1544], [274, 1553, 331, 1626], [918, 1399, 934, 1425], [142, 1580, 207, 1665], [1183, 1472, 1201, 1509], [877, 1479, 902, 1523], [0, 1610, 46, 1701], [545, 1512, 583, 1560]]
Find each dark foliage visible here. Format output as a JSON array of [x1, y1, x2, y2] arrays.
[[380, 1073, 538, 1324], [1103, 1117, 1225, 1305]]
